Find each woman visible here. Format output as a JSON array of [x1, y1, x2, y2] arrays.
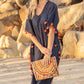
[[24, 0, 61, 84]]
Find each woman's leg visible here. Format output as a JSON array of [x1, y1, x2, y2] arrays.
[[37, 78, 53, 84], [31, 74, 37, 84]]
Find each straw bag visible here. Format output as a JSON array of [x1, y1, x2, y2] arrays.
[[31, 56, 59, 81]]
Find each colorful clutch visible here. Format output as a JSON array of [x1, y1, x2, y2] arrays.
[[31, 56, 59, 81]]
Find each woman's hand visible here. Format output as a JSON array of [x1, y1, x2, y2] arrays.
[[40, 46, 52, 66], [43, 53, 52, 66], [40, 46, 52, 55]]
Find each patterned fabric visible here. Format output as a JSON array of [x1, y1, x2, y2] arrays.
[[31, 57, 59, 81]]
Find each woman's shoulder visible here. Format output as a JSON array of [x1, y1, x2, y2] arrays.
[[47, 1, 58, 13], [48, 1, 57, 9]]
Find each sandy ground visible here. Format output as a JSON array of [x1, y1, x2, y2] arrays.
[[0, 57, 84, 84]]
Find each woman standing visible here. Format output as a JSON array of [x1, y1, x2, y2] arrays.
[[24, 0, 61, 84]]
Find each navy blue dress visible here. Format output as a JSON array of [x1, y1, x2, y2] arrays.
[[25, 1, 61, 84]]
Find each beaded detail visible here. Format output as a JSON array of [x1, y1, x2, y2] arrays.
[[50, 22, 53, 26], [31, 34, 33, 37], [44, 21, 48, 24], [46, 27, 49, 30], [28, 57, 31, 61], [58, 56, 60, 59], [58, 60, 60, 63], [53, 28, 55, 31], [44, 29, 47, 32], [31, 74, 33, 77], [55, 31, 57, 34], [25, 30, 28, 34], [54, 44, 57, 47], [58, 51, 61, 54], [28, 52, 31, 55], [31, 45, 34, 48]]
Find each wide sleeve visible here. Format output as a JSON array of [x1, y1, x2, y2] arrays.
[[24, 19, 35, 36], [44, 4, 61, 66], [44, 4, 59, 34]]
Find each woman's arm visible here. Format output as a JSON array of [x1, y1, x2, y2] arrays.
[[26, 33, 52, 55], [43, 26, 54, 65], [47, 26, 54, 51]]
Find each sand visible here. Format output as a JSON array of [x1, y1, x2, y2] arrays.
[[0, 57, 84, 84]]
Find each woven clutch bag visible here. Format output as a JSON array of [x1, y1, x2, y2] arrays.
[[31, 56, 59, 81]]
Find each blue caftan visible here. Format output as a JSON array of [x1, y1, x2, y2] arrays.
[[25, 1, 61, 84]]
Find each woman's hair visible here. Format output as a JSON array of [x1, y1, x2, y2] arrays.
[[27, 0, 38, 19], [27, 0, 49, 19]]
